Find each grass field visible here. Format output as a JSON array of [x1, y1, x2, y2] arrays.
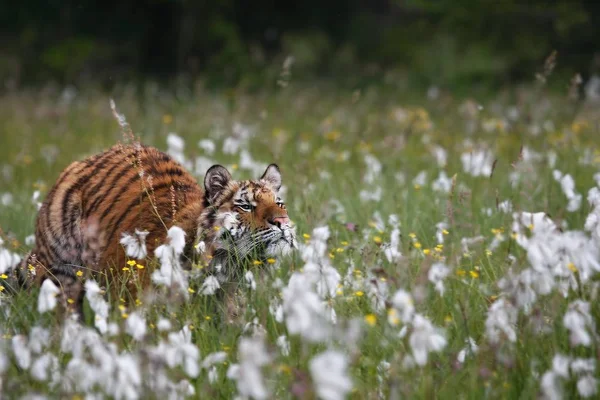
[[1, 80, 600, 399]]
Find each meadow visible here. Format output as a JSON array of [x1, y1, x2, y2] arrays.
[[0, 78, 600, 399]]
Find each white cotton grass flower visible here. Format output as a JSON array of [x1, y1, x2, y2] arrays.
[[12, 335, 32, 369], [430, 145, 447, 167], [367, 273, 388, 313], [167, 133, 188, 167], [461, 148, 494, 177], [37, 279, 60, 314], [0, 237, 21, 274], [485, 298, 518, 344], [120, 229, 149, 259], [428, 262, 450, 295], [390, 289, 415, 323], [282, 273, 331, 342], [30, 353, 59, 383], [363, 154, 382, 184], [276, 335, 290, 356], [303, 262, 340, 299], [553, 170, 582, 212], [201, 275, 221, 295], [239, 149, 268, 177], [198, 139, 216, 155], [85, 280, 109, 334], [148, 325, 200, 379], [409, 314, 447, 366], [202, 351, 227, 370], [125, 312, 147, 341], [563, 300, 595, 347], [577, 375, 598, 398], [384, 228, 402, 263], [245, 271, 257, 291], [457, 337, 478, 364], [359, 186, 383, 202], [432, 171, 453, 193], [541, 354, 571, 400], [227, 335, 271, 400], [152, 226, 189, 294], [309, 350, 353, 400]]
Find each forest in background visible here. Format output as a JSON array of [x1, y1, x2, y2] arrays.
[[1, 0, 599, 90]]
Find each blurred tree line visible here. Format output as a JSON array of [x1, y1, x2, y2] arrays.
[[1, 0, 599, 89]]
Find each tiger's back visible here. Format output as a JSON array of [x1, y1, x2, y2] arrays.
[[22, 143, 203, 302]]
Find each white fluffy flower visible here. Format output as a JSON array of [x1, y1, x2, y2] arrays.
[[125, 312, 147, 341], [485, 298, 518, 344], [310, 350, 353, 400], [390, 289, 415, 323], [563, 300, 595, 347], [282, 273, 330, 342], [201, 275, 221, 295], [384, 228, 402, 263], [303, 262, 340, 299], [152, 226, 188, 293], [457, 337, 478, 364], [461, 149, 494, 177], [85, 280, 109, 334], [202, 351, 227, 369], [198, 139, 216, 155], [37, 279, 60, 314], [276, 335, 290, 357], [409, 314, 447, 366], [120, 229, 149, 259], [227, 335, 271, 400], [11, 335, 31, 369], [553, 170, 582, 212], [428, 262, 450, 295]]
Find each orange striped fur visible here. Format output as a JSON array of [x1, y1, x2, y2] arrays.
[[18, 143, 296, 313]]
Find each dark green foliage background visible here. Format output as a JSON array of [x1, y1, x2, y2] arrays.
[[1, 0, 598, 88]]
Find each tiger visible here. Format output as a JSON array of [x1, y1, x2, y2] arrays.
[[17, 142, 297, 314]]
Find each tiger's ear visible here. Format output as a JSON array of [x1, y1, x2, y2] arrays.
[[261, 164, 282, 192], [204, 165, 232, 204]]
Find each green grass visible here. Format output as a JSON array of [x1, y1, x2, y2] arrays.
[[0, 82, 599, 398]]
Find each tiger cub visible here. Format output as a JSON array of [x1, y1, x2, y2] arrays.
[[18, 143, 297, 312]]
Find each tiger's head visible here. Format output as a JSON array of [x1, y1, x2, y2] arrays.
[[198, 164, 297, 268]]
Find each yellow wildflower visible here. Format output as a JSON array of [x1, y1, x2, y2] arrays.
[[568, 263, 577, 272], [373, 236, 382, 244], [341, 241, 349, 246], [470, 270, 480, 279], [409, 233, 416, 239], [252, 260, 263, 266], [355, 291, 364, 297], [414, 242, 422, 249], [162, 114, 173, 124], [188, 288, 195, 294], [67, 298, 75, 304], [0, 274, 7, 279], [456, 269, 466, 277], [364, 314, 377, 326], [76, 271, 83, 277], [122, 267, 130, 272], [423, 249, 431, 255], [387, 308, 400, 326], [136, 264, 144, 269], [126, 260, 136, 266], [303, 233, 311, 239]]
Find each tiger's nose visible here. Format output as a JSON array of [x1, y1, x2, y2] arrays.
[[269, 216, 290, 227]]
